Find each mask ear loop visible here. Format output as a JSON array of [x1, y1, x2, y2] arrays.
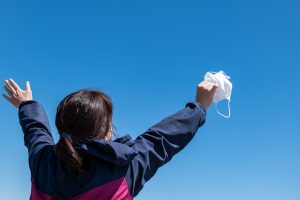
[[215, 100, 231, 118]]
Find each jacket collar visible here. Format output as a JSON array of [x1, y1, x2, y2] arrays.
[[74, 135, 137, 166]]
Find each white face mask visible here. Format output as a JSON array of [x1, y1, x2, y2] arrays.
[[204, 71, 232, 118]]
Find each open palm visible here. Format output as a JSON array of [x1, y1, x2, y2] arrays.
[[2, 79, 33, 108]]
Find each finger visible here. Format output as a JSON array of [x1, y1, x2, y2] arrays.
[[209, 83, 218, 93], [9, 78, 21, 91], [212, 85, 218, 93], [198, 80, 206, 87], [3, 85, 14, 97], [4, 85, 20, 98], [2, 93, 14, 104], [212, 83, 218, 89], [25, 81, 31, 91], [5, 80, 17, 95]]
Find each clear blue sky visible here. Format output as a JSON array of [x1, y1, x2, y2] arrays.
[[0, 0, 299, 199]]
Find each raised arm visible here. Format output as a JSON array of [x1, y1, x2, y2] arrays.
[[2, 79, 54, 175], [127, 80, 217, 197]]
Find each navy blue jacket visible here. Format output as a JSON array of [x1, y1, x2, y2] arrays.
[[19, 100, 206, 200]]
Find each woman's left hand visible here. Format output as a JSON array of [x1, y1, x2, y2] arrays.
[[2, 78, 33, 108]]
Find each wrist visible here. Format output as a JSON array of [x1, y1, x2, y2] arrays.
[[18, 100, 35, 109]]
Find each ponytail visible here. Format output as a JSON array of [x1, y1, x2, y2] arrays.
[[54, 133, 83, 172]]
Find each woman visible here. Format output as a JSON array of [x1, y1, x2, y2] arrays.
[[3, 78, 217, 200]]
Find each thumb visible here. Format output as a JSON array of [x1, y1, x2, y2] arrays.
[[25, 81, 31, 91]]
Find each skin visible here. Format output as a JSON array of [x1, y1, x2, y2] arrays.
[[105, 122, 113, 141], [2, 79, 32, 108], [196, 80, 218, 109]]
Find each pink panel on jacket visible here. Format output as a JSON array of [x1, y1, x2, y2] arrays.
[[30, 180, 52, 200], [30, 177, 132, 200]]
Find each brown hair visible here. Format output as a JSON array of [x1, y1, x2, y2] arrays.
[[54, 89, 113, 172]]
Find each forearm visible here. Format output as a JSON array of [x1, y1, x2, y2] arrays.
[[19, 101, 54, 153], [140, 102, 206, 157]]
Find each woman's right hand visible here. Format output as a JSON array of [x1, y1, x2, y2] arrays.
[[195, 80, 218, 109], [2, 78, 33, 108]]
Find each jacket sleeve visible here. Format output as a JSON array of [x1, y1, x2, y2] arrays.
[[18, 100, 55, 176], [127, 102, 207, 197]]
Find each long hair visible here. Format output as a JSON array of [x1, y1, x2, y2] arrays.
[[54, 89, 113, 172]]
